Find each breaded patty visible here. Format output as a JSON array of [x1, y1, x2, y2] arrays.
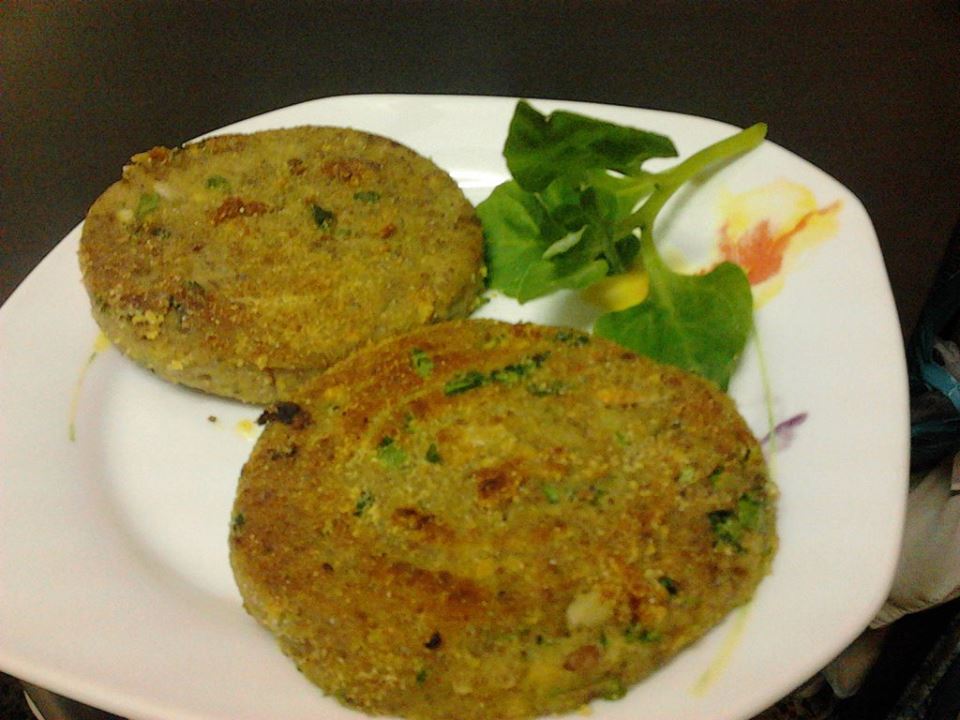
[[229, 319, 777, 719], [78, 127, 485, 403]]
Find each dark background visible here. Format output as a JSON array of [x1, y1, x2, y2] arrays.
[[2, 2, 960, 719]]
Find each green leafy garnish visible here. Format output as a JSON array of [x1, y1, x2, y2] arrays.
[[353, 190, 381, 203], [592, 220, 753, 389], [503, 100, 677, 193], [478, 101, 766, 388]]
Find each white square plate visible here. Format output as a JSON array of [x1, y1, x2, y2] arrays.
[[0, 95, 908, 720]]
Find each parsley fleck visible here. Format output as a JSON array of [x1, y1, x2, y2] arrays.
[[410, 348, 434, 378], [543, 484, 561, 504], [135, 192, 160, 220], [311, 204, 335, 228], [354, 490, 375, 517], [658, 576, 679, 596], [526, 380, 564, 396], [599, 678, 627, 700], [443, 370, 487, 395], [205, 175, 231, 190], [554, 330, 590, 346], [376, 436, 407, 467], [624, 625, 661, 643]]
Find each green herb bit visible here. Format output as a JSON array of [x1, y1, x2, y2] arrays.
[[353, 190, 381, 203], [658, 576, 679, 596], [443, 370, 487, 395], [205, 175, 231, 190], [490, 363, 529, 384], [678, 466, 696, 485], [554, 330, 590, 346], [135, 192, 160, 220], [614, 430, 630, 447], [231, 512, 245, 531], [354, 490, 375, 517], [542, 484, 561, 504], [415, 668, 428, 686], [708, 509, 743, 549], [311, 204, 336, 228], [376, 436, 407, 467], [526, 380, 563, 396], [709, 492, 766, 549], [410, 348, 434, 378], [624, 625, 661, 643], [480, 100, 766, 388], [589, 485, 608, 506], [425, 442, 442, 464], [492, 354, 549, 384], [598, 677, 628, 701], [737, 492, 764, 531]]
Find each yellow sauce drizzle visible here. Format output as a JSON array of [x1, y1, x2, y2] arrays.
[[691, 326, 778, 696], [692, 604, 752, 696], [69, 332, 111, 441]]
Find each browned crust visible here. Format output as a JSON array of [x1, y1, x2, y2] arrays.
[[78, 127, 486, 403], [229, 319, 777, 719]]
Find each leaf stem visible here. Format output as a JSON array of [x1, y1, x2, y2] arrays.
[[615, 123, 767, 237]]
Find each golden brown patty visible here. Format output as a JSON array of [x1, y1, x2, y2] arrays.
[[78, 127, 485, 403], [229, 319, 777, 719]]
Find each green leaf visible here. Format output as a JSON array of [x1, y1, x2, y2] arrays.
[[541, 226, 586, 260], [504, 100, 677, 192], [477, 181, 608, 302], [594, 239, 753, 390]]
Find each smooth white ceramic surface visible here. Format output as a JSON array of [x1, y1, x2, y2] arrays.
[[0, 95, 908, 720]]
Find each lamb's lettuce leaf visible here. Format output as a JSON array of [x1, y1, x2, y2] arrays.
[[593, 239, 753, 389], [504, 100, 677, 192], [478, 100, 766, 388]]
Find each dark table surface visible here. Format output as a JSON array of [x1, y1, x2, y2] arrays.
[[2, 2, 959, 719]]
